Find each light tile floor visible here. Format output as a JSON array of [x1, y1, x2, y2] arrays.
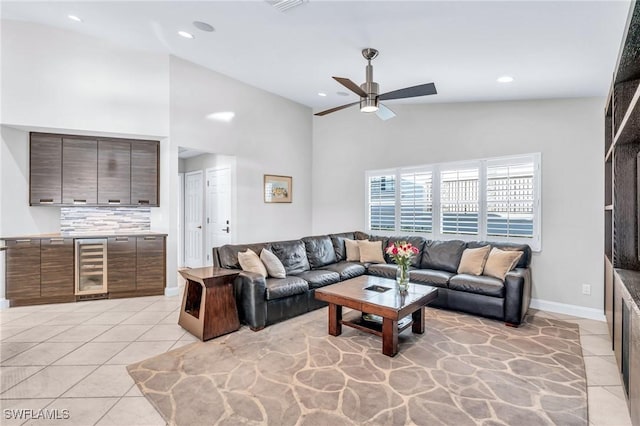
[[0, 298, 631, 425]]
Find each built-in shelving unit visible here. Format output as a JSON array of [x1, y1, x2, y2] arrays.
[[604, 1, 640, 423]]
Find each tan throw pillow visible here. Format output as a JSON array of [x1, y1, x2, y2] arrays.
[[358, 240, 386, 264], [260, 248, 286, 279], [238, 249, 267, 278], [345, 238, 362, 262], [483, 248, 523, 280], [457, 245, 491, 276]]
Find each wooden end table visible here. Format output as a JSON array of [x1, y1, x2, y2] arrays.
[[315, 275, 438, 357], [178, 267, 240, 341]]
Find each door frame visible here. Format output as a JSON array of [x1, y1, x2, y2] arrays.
[[178, 172, 185, 268]]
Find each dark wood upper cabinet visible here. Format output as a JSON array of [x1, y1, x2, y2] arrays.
[[40, 238, 74, 298], [98, 141, 131, 205], [30, 134, 62, 205], [62, 138, 98, 205], [131, 142, 159, 206]]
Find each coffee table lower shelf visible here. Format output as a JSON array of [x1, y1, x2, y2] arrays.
[[341, 311, 413, 337]]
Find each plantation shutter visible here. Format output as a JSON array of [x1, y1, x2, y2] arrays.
[[400, 170, 433, 232], [368, 173, 396, 231], [486, 161, 535, 238], [440, 167, 479, 235]]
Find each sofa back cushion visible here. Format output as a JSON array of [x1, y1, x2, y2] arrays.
[[218, 243, 272, 269], [302, 235, 337, 268], [365, 235, 389, 260], [421, 240, 466, 273], [270, 240, 311, 275], [466, 241, 531, 268], [385, 236, 427, 267], [329, 232, 356, 261]]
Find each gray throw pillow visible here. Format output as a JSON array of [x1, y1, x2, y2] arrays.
[[260, 248, 286, 279]]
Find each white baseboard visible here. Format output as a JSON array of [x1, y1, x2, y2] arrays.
[[530, 298, 606, 322], [0, 298, 9, 310], [164, 286, 180, 297]]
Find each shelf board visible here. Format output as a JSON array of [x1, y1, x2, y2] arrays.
[[606, 205, 614, 211], [614, 83, 640, 145], [605, 145, 614, 162], [614, 1, 640, 85]]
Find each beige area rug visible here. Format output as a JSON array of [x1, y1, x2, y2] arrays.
[[127, 308, 587, 426]]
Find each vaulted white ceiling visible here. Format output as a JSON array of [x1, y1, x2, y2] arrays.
[[1, 1, 631, 111]]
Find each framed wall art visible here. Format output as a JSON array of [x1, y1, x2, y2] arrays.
[[264, 174, 292, 203]]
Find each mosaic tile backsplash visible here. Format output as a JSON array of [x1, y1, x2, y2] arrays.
[[61, 207, 151, 234]]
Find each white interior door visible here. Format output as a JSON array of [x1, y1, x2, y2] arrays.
[[178, 173, 184, 267], [206, 167, 232, 264], [184, 170, 203, 267]]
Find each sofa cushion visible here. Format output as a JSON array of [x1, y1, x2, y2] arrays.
[[410, 269, 453, 288], [265, 277, 309, 301], [467, 241, 531, 268], [358, 240, 386, 263], [293, 270, 340, 289], [260, 248, 286, 279], [319, 261, 366, 280], [457, 245, 491, 276], [483, 247, 523, 280], [367, 263, 399, 279], [330, 232, 356, 262], [218, 243, 272, 269], [238, 249, 268, 277], [421, 240, 466, 273], [385, 236, 427, 267], [302, 235, 337, 268], [449, 274, 504, 298], [270, 240, 311, 275]]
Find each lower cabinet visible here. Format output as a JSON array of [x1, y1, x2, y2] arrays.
[[135, 236, 165, 293], [107, 236, 136, 293], [4, 234, 166, 306]]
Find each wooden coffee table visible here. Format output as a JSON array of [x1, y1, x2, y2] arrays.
[[315, 275, 438, 357]]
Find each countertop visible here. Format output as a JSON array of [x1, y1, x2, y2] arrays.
[[0, 231, 167, 240]]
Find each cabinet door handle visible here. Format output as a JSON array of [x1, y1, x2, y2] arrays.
[[144, 236, 156, 240], [108, 200, 121, 205], [138, 200, 150, 205], [15, 239, 31, 244], [49, 238, 64, 244], [39, 199, 54, 204], [73, 199, 87, 204], [115, 237, 129, 242]]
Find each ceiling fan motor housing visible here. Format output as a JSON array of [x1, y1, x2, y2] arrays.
[[360, 60, 379, 112]]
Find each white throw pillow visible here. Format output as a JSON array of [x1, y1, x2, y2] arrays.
[[345, 238, 362, 262], [238, 249, 267, 278], [457, 245, 491, 276], [357, 240, 386, 264], [260, 248, 286, 279]]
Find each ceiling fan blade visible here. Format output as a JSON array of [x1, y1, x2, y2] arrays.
[[314, 101, 359, 116], [333, 77, 367, 98], [379, 83, 437, 101], [376, 103, 396, 121]]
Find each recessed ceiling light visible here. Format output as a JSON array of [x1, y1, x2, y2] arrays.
[[193, 21, 215, 32], [206, 111, 235, 123], [178, 31, 195, 39], [318, 92, 327, 97], [67, 15, 82, 22], [497, 75, 514, 83], [336, 91, 349, 97]]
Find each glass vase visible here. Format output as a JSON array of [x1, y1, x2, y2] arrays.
[[396, 264, 410, 292]]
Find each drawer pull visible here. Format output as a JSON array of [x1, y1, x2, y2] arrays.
[[39, 199, 54, 204], [138, 200, 150, 205], [115, 237, 129, 242], [15, 239, 31, 243], [73, 199, 87, 204], [49, 238, 65, 244], [108, 200, 121, 205], [144, 236, 156, 240]]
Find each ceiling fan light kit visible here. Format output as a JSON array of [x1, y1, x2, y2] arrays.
[[315, 48, 437, 120]]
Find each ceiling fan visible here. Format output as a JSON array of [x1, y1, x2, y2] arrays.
[[314, 48, 437, 120]]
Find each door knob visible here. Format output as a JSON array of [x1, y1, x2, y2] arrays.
[[221, 226, 230, 233]]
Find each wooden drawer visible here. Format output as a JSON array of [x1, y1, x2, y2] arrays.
[[136, 236, 165, 292], [6, 239, 41, 300], [107, 236, 136, 292], [40, 238, 74, 298]]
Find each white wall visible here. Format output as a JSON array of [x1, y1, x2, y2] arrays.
[[0, 21, 171, 303], [169, 56, 313, 244], [312, 98, 604, 313]]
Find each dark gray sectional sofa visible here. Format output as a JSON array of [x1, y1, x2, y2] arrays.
[[212, 231, 532, 331]]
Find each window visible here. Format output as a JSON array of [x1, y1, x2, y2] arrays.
[[366, 153, 541, 250], [400, 169, 433, 233], [367, 173, 396, 231]]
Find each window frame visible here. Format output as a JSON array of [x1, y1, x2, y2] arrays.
[[365, 153, 541, 251]]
